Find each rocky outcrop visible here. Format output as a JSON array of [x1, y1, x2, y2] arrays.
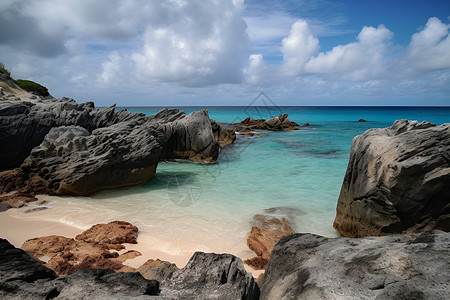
[[244, 213, 293, 270], [1, 238, 160, 299], [233, 113, 299, 131], [21, 221, 139, 275], [161, 252, 260, 300], [334, 120, 450, 237], [0, 99, 231, 196], [260, 230, 450, 300], [211, 119, 236, 147], [2, 239, 259, 299]]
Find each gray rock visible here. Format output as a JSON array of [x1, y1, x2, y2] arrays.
[[334, 120, 450, 237], [260, 230, 450, 300], [161, 252, 260, 300]]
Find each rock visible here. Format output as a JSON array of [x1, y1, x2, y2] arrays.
[[76, 221, 138, 246], [210, 119, 236, 147], [0, 239, 160, 299], [117, 250, 142, 263], [358, 118, 367, 122], [138, 259, 179, 281], [244, 214, 293, 270], [161, 252, 260, 300], [334, 120, 450, 237], [24, 207, 48, 213], [0, 104, 226, 196], [233, 113, 299, 131], [22, 221, 139, 275], [53, 269, 160, 299], [260, 230, 450, 300], [0, 202, 11, 212], [0, 193, 38, 208], [237, 129, 255, 136], [0, 238, 57, 299]]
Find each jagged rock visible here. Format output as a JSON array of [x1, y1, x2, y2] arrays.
[[161, 252, 260, 300], [334, 120, 450, 237], [210, 119, 236, 147], [244, 214, 293, 270], [0, 103, 227, 196], [233, 113, 299, 131], [0, 99, 116, 171], [138, 259, 179, 282], [260, 230, 450, 300], [75, 221, 138, 246]]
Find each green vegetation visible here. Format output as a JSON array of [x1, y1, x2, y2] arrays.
[[13, 79, 50, 97], [0, 62, 11, 76]]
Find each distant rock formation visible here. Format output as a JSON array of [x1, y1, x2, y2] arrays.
[[233, 113, 299, 131], [334, 120, 450, 237], [0, 98, 232, 196], [259, 230, 450, 299]]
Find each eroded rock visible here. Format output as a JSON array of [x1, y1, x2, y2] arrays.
[[334, 120, 450, 237]]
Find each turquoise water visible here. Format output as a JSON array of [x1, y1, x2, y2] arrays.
[[18, 106, 450, 260]]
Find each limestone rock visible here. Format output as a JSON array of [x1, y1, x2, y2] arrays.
[[260, 230, 450, 300], [161, 252, 260, 300], [334, 120, 450, 237]]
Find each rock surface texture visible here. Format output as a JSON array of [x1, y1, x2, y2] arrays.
[[260, 230, 450, 300], [1, 239, 259, 299], [0, 97, 230, 196], [334, 120, 450, 237], [161, 252, 259, 300]]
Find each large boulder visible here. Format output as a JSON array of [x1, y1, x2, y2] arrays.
[[0, 103, 227, 196], [161, 252, 260, 300], [334, 120, 450, 237], [260, 230, 450, 300]]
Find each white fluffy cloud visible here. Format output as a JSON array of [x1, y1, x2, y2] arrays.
[[132, 0, 248, 86], [407, 17, 450, 71], [281, 20, 319, 76], [305, 25, 394, 80]]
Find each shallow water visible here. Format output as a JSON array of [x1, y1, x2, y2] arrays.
[[16, 106, 450, 259]]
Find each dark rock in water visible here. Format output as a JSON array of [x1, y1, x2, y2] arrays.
[[233, 113, 299, 131], [334, 120, 450, 237], [358, 118, 367, 122], [161, 252, 260, 300], [24, 207, 47, 213], [259, 230, 450, 300]]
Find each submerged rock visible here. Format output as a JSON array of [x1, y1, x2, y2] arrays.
[[161, 252, 260, 300], [334, 120, 450, 237], [260, 230, 450, 300]]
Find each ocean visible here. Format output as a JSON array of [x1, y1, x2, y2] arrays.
[[15, 106, 450, 260]]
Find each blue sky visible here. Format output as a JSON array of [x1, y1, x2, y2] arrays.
[[1, 0, 449, 106]]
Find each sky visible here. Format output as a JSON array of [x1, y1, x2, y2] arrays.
[[1, 0, 450, 106]]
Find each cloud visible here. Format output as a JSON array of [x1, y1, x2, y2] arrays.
[[243, 54, 265, 85], [305, 25, 394, 80], [407, 17, 450, 71], [281, 20, 319, 76], [131, 0, 248, 87]]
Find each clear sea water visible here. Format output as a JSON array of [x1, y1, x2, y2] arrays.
[[18, 106, 450, 260]]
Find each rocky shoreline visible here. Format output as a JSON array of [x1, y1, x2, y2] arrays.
[[1, 74, 450, 299]]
